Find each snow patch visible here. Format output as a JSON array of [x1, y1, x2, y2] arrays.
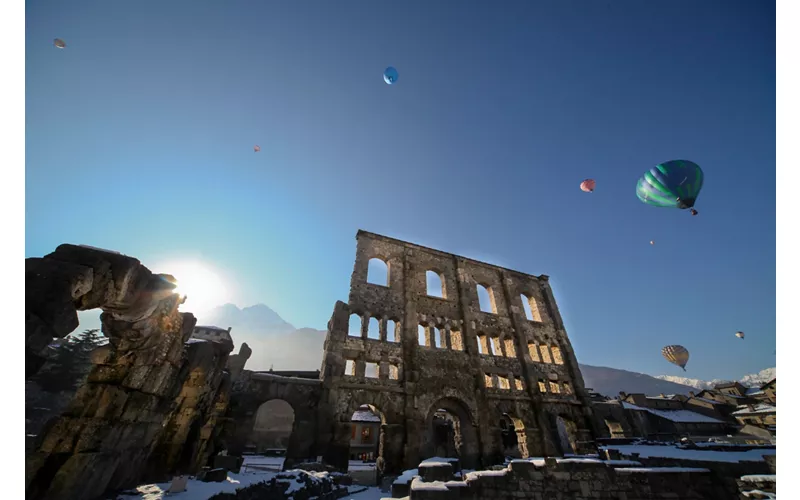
[[411, 477, 449, 491], [600, 444, 776, 463], [615, 467, 710, 473], [740, 475, 777, 482]]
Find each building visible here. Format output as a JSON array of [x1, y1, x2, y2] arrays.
[[191, 325, 233, 344], [223, 230, 596, 473], [349, 405, 381, 461], [732, 403, 776, 429]]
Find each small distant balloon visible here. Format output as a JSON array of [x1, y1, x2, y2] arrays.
[[383, 66, 398, 85], [580, 179, 596, 193], [735, 331, 745, 339], [253, 145, 261, 153], [54, 38, 66, 49], [650, 240, 655, 245]]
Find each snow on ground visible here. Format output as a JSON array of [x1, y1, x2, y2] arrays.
[[392, 468, 418, 485], [241, 455, 285, 471], [117, 470, 277, 500], [615, 467, 711, 473], [600, 444, 776, 463], [118, 470, 387, 500]]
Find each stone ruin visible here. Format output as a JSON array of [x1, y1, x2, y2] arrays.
[[222, 230, 598, 474], [25, 244, 234, 500]]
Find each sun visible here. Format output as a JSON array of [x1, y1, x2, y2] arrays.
[[156, 260, 229, 316]]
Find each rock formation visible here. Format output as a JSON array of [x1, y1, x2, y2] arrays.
[[25, 245, 234, 500]]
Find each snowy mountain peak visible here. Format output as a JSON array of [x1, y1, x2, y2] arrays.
[[655, 367, 774, 391]]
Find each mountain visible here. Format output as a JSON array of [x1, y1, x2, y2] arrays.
[[578, 364, 698, 398], [198, 303, 296, 336], [655, 367, 776, 390]]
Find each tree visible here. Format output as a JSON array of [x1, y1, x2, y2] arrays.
[[30, 329, 107, 393]]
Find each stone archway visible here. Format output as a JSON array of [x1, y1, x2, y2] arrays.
[[555, 416, 579, 455], [422, 398, 481, 469], [251, 399, 295, 455], [499, 414, 529, 459]]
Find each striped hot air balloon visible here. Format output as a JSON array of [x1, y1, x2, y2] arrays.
[[580, 179, 596, 192], [54, 38, 66, 49], [636, 160, 704, 216], [661, 344, 690, 371]]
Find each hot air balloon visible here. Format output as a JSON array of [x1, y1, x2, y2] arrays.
[[254, 145, 261, 153], [636, 160, 704, 216], [580, 179, 596, 193], [383, 66, 399, 85], [735, 331, 745, 339], [54, 38, 66, 49], [661, 345, 690, 371], [650, 240, 655, 245]]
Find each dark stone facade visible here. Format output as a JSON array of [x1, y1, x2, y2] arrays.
[[225, 230, 596, 474]]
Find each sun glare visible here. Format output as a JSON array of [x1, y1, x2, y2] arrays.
[[157, 260, 229, 316]]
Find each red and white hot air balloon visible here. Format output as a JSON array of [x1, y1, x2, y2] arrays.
[[253, 145, 261, 153], [580, 179, 596, 193]]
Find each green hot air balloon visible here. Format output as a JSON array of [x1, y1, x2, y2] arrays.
[[636, 160, 704, 216], [661, 344, 690, 371]]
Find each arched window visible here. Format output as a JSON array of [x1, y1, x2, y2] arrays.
[[426, 270, 446, 298], [418, 324, 427, 346], [349, 314, 362, 337], [477, 284, 496, 313], [367, 258, 389, 286], [520, 294, 542, 322], [387, 319, 399, 342], [367, 317, 380, 340]]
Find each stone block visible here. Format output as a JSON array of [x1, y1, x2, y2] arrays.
[[213, 454, 243, 473], [197, 467, 229, 483], [419, 462, 454, 482]]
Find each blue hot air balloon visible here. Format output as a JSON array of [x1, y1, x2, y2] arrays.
[[636, 160, 705, 216], [383, 66, 398, 85]]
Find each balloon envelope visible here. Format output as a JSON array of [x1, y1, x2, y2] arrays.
[[254, 145, 261, 153], [383, 66, 398, 85], [636, 160, 704, 210], [735, 331, 744, 339], [580, 179, 596, 192], [54, 38, 66, 49], [661, 344, 690, 371]]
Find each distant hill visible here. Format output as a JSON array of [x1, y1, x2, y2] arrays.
[[199, 303, 296, 335]]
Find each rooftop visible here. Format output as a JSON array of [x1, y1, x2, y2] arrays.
[[621, 402, 726, 424], [732, 404, 776, 416]]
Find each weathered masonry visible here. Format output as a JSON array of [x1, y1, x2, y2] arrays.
[[226, 230, 596, 473]]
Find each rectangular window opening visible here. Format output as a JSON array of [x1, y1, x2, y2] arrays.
[[450, 329, 464, 351], [345, 359, 356, 376], [365, 362, 379, 378]]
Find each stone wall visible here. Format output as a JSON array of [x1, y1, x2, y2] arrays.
[[319, 231, 596, 472], [24, 245, 234, 500], [222, 230, 597, 478], [405, 459, 737, 500]]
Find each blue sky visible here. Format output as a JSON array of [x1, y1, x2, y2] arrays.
[[26, 0, 775, 381]]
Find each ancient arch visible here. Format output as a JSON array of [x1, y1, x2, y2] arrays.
[[223, 372, 322, 469], [25, 244, 234, 500], [250, 399, 295, 453], [555, 415, 579, 455], [422, 397, 481, 469]]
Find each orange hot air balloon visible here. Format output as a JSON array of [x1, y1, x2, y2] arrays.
[[580, 179, 596, 193], [254, 145, 261, 153]]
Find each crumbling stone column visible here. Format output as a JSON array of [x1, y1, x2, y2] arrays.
[[24, 245, 234, 500]]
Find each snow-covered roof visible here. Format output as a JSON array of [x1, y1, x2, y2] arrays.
[[616, 467, 710, 473], [411, 477, 448, 491], [599, 444, 776, 463], [351, 410, 381, 423], [732, 404, 776, 416], [740, 475, 776, 482], [646, 395, 676, 400], [621, 402, 725, 424], [745, 388, 765, 396]]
